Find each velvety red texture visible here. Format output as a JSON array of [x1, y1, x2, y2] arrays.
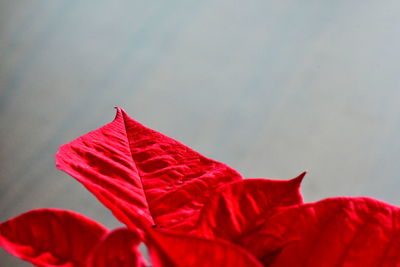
[[0, 209, 107, 267], [1, 107, 400, 267], [55, 107, 242, 232], [194, 172, 306, 241], [86, 228, 147, 267], [240, 197, 400, 266], [146, 228, 263, 267]]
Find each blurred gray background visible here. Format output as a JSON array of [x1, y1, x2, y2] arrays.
[[1, 1, 400, 266]]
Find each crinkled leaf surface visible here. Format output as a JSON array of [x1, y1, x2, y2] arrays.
[[56, 107, 242, 232], [86, 228, 147, 267], [195, 172, 305, 241], [0, 209, 107, 267], [146, 228, 263, 267], [240, 197, 400, 266]]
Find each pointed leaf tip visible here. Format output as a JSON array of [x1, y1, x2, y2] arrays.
[[56, 108, 242, 233], [292, 170, 307, 184], [195, 173, 304, 241], [114, 106, 123, 118]]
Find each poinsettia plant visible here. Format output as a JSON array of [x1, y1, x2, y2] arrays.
[[1, 107, 399, 267]]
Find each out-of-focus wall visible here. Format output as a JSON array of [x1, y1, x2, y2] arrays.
[[1, 1, 400, 266]]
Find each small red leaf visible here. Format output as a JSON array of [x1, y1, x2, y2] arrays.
[[56, 108, 242, 232], [194, 172, 305, 240], [240, 197, 400, 266], [0, 209, 107, 267], [146, 228, 263, 267], [86, 228, 147, 267]]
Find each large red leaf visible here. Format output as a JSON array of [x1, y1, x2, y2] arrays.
[[194, 172, 305, 240], [239, 197, 400, 266], [146, 228, 263, 267], [56, 107, 242, 232], [0, 209, 107, 267], [86, 228, 147, 267]]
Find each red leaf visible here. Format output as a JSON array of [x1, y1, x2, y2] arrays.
[[0, 209, 107, 267], [56, 107, 242, 232], [146, 228, 263, 267], [194, 172, 305, 241], [86, 228, 147, 267], [239, 197, 400, 266]]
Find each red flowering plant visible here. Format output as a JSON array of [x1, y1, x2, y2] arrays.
[[1, 107, 399, 267]]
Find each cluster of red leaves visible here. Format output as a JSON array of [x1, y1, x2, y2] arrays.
[[1, 107, 400, 267]]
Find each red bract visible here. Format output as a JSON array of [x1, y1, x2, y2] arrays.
[[194, 172, 306, 241], [1, 107, 400, 267], [239, 197, 400, 266], [0, 209, 107, 267], [86, 228, 147, 267], [146, 228, 263, 267], [55, 107, 242, 233]]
